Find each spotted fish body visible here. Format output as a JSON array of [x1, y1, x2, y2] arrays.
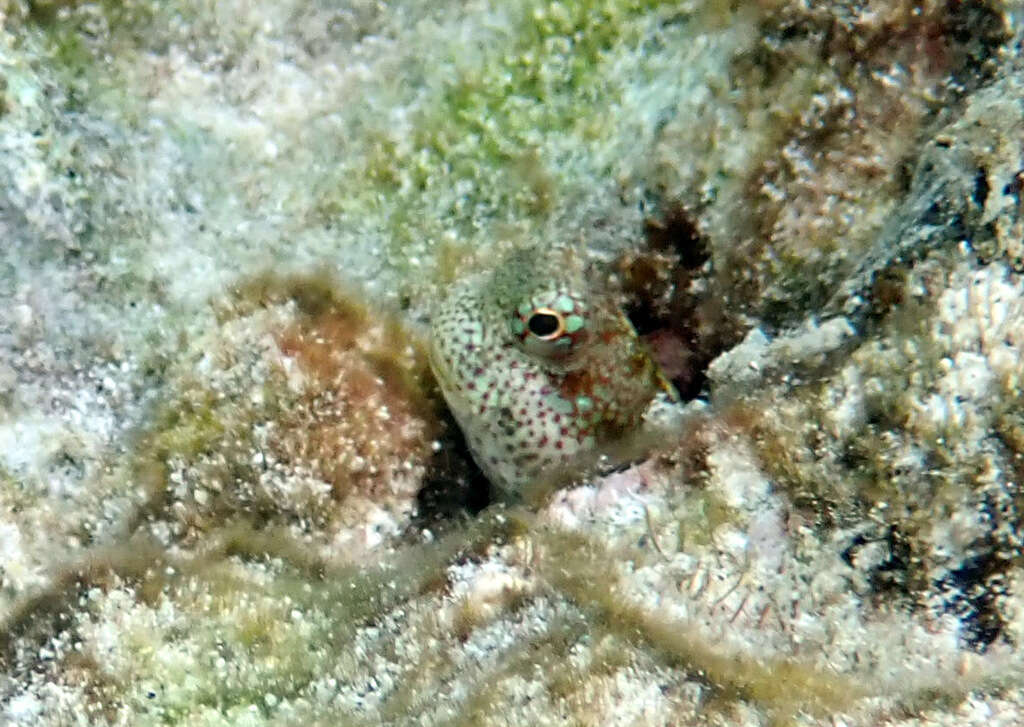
[[430, 246, 669, 498]]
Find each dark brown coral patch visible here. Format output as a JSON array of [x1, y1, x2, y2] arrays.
[[272, 288, 437, 503], [617, 203, 744, 400]]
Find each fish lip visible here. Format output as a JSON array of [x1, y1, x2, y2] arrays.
[[427, 340, 457, 393], [428, 338, 477, 421]]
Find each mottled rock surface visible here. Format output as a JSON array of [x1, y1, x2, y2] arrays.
[[2, 1, 1024, 725]]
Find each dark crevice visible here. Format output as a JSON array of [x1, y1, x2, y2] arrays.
[[840, 525, 916, 604], [935, 548, 1010, 652], [413, 409, 492, 531], [972, 167, 990, 208], [618, 202, 743, 401]]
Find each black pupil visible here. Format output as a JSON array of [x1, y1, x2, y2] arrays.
[[528, 312, 561, 337]]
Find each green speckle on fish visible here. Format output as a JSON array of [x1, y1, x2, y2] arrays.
[[555, 295, 576, 313], [429, 245, 672, 498]]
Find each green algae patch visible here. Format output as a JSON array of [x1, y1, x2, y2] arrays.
[[313, 0, 684, 286], [0, 510, 523, 725], [16, 0, 162, 118]]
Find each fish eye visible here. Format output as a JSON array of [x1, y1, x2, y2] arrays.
[[527, 309, 563, 339], [511, 294, 587, 359]]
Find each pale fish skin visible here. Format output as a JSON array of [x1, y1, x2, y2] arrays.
[[429, 246, 672, 499]]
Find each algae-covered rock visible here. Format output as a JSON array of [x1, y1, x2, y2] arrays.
[[3, 0, 1024, 725], [135, 272, 440, 555]]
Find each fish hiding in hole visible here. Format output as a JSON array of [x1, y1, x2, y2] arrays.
[[429, 245, 676, 499]]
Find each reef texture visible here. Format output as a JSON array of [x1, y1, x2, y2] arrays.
[[2, 1, 1024, 725]]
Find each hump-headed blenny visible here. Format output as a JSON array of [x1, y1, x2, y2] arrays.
[[429, 245, 673, 499]]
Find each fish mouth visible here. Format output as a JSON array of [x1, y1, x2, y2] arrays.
[[427, 340, 454, 389], [427, 341, 473, 414]]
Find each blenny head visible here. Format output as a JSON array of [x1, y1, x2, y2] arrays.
[[430, 245, 671, 499]]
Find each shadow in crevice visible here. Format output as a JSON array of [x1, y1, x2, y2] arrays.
[[413, 408, 492, 533], [618, 202, 744, 401]]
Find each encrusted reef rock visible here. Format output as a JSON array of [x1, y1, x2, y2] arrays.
[[830, 49, 1024, 321], [135, 272, 440, 555], [3, 1, 1024, 726]]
